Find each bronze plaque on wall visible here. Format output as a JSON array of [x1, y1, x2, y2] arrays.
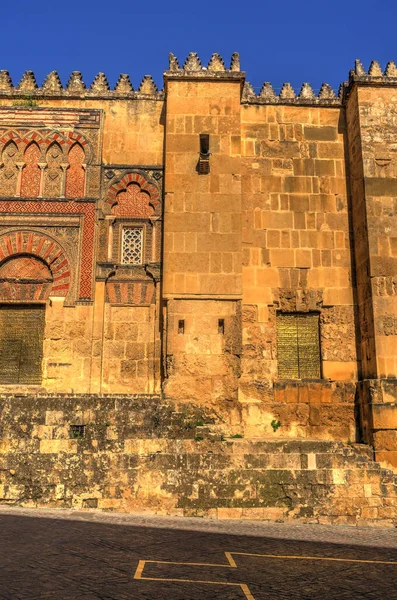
[[277, 312, 321, 379], [0, 304, 45, 384]]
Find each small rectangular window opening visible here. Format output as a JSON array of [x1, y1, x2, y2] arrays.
[[200, 134, 210, 156], [218, 318, 225, 334], [70, 424, 85, 439], [178, 319, 185, 334], [198, 134, 210, 175]]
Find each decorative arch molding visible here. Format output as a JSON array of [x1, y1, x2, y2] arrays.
[[0, 129, 93, 199], [0, 230, 71, 300], [65, 131, 92, 163], [0, 129, 93, 163], [106, 172, 161, 217], [0, 201, 94, 299], [0, 255, 53, 301]]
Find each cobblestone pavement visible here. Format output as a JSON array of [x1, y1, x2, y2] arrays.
[[0, 507, 396, 600]]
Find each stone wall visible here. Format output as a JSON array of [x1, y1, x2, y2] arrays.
[[101, 304, 160, 394], [163, 298, 241, 405], [0, 55, 397, 472], [351, 86, 397, 377], [161, 69, 244, 405], [0, 89, 164, 394], [346, 77, 397, 467], [236, 102, 358, 437], [229, 381, 357, 442], [0, 394, 396, 526], [240, 103, 357, 380], [43, 300, 94, 392], [162, 76, 242, 297]]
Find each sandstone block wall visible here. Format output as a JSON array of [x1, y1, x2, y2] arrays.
[[237, 102, 358, 438], [1, 394, 396, 526], [42, 300, 94, 392], [101, 304, 159, 393], [229, 381, 357, 442], [346, 77, 397, 467], [163, 78, 242, 298], [348, 86, 397, 378], [163, 298, 241, 404], [0, 56, 396, 465]]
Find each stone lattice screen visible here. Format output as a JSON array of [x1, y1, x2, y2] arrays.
[[121, 227, 143, 265]]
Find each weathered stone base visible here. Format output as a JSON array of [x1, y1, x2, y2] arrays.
[[233, 381, 357, 441], [1, 394, 397, 526], [357, 379, 397, 470]]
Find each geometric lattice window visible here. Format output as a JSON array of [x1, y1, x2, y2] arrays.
[[276, 312, 321, 379], [121, 227, 143, 265]]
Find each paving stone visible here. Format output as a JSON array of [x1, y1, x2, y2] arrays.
[[0, 508, 396, 599]]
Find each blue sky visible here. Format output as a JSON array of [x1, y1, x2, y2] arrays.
[[3, 0, 395, 95]]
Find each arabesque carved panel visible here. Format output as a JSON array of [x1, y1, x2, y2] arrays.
[[20, 142, 41, 198]]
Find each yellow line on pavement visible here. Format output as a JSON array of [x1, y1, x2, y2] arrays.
[[232, 552, 397, 566], [141, 559, 235, 568], [134, 560, 254, 600], [137, 575, 241, 586], [240, 583, 256, 600], [134, 560, 146, 579], [225, 551, 238, 567], [134, 548, 397, 600]]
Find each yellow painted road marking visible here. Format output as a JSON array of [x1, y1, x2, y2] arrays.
[[134, 549, 397, 600], [225, 551, 238, 567], [141, 559, 235, 567], [134, 560, 145, 579], [232, 552, 397, 566], [240, 583, 256, 600], [134, 561, 252, 599]]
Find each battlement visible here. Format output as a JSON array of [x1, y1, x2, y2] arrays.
[[1, 56, 397, 104], [350, 58, 397, 82], [0, 69, 163, 100], [243, 59, 397, 106], [164, 51, 245, 81], [241, 80, 343, 106]]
